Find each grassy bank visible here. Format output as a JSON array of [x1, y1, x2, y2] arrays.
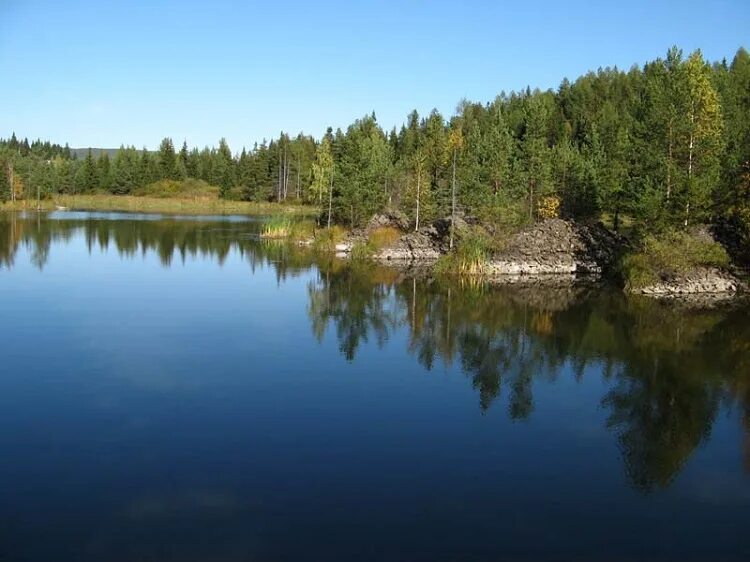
[[1, 194, 317, 217]]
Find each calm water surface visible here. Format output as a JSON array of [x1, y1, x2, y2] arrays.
[[1, 212, 749, 561]]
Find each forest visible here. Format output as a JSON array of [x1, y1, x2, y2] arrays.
[[1, 47, 749, 246]]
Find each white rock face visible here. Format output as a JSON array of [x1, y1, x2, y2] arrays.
[[636, 267, 741, 295]]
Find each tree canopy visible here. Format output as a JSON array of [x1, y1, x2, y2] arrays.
[[2, 47, 749, 237]]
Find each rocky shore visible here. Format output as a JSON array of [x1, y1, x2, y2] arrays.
[[331, 213, 745, 297], [631, 266, 745, 297]]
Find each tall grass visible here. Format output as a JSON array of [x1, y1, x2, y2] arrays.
[[311, 225, 348, 252], [261, 215, 293, 238], [434, 232, 490, 276], [1, 194, 317, 217], [346, 226, 404, 260], [622, 229, 730, 290], [367, 226, 402, 250]]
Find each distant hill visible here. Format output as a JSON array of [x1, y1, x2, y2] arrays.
[[70, 148, 122, 159]]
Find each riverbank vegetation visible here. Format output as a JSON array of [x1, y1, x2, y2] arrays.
[[0, 192, 315, 217], [622, 229, 731, 290], [2, 46, 749, 277]]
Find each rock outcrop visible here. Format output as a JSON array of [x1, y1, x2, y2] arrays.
[[633, 267, 744, 296], [485, 219, 624, 276], [364, 211, 410, 233], [374, 225, 444, 261], [369, 217, 626, 276]]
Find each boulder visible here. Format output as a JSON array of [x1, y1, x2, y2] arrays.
[[365, 211, 410, 233]]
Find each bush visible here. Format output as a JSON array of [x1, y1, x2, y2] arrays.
[[537, 195, 561, 219], [133, 179, 219, 198], [622, 229, 730, 289]]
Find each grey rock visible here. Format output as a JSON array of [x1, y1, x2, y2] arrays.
[[635, 267, 744, 296]]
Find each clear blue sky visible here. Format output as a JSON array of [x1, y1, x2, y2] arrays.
[[1, 0, 747, 151]]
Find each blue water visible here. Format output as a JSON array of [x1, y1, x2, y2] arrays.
[[0, 212, 748, 561]]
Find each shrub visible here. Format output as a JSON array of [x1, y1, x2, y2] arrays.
[[133, 179, 219, 198], [537, 195, 561, 219], [622, 229, 730, 290]]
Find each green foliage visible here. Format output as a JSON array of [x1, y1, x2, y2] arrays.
[[349, 241, 372, 261], [1, 45, 748, 253], [622, 230, 730, 289], [157, 138, 179, 181], [333, 114, 392, 226], [310, 134, 334, 205], [435, 230, 490, 275], [261, 215, 293, 238], [132, 178, 218, 198], [311, 225, 347, 253]]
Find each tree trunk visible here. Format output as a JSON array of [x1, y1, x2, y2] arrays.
[[685, 109, 695, 228], [529, 179, 535, 221], [296, 156, 301, 200], [666, 121, 673, 201], [327, 166, 334, 229], [277, 158, 282, 202], [415, 171, 421, 232], [8, 161, 14, 202], [412, 277, 416, 330], [285, 149, 290, 200], [450, 149, 457, 250]]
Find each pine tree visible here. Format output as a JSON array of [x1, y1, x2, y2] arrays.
[[157, 137, 179, 181], [75, 149, 98, 192], [521, 94, 554, 221], [97, 152, 112, 192], [215, 138, 235, 198], [112, 148, 135, 194]]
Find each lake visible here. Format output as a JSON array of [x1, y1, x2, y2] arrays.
[[1, 211, 749, 561]]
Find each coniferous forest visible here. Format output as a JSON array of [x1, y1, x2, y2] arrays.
[[2, 47, 749, 246]]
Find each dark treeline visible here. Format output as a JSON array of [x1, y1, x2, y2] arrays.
[[2, 47, 749, 236]]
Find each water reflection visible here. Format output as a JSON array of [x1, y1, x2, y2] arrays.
[[306, 262, 750, 493], [0, 211, 319, 281], [2, 211, 750, 495]]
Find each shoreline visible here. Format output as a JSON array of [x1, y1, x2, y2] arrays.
[[3, 202, 746, 298], [0, 194, 318, 218]]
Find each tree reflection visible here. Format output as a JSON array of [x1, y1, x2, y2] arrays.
[[3, 212, 750, 493], [307, 263, 750, 492], [307, 263, 401, 360], [0, 212, 321, 280]]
